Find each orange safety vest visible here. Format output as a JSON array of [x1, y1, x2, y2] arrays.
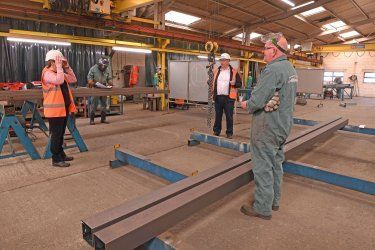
[[41, 67, 77, 118], [213, 67, 238, 100]]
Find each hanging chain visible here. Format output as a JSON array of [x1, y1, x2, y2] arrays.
[[205, 41, 218, 128], [207, 55, 215, 128]]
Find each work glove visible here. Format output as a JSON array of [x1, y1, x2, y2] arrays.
[[264, 92, 280, 112]]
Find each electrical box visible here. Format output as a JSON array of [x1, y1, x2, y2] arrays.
[[89, 0, 112, 15]]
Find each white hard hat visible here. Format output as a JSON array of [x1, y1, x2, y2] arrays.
[[220, 53, 231, 60], [45, 50, 63, 61]]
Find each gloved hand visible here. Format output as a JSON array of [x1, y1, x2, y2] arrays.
[[264, 92, 280, 112], [88, 81, 95, 88], [55, 56, 63, 70]]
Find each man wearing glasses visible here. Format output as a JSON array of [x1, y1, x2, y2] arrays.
[[240, 33, 298, 220]]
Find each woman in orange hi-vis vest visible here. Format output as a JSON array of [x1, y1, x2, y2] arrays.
[[42, 50, 77, 168]]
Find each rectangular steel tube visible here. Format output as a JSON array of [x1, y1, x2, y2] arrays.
[[92, 118, 348, 249], [82, 117, 344, 244]]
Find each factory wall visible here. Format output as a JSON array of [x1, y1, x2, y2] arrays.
[[111, 51, 147, 88], [322, 52, 375, 97]]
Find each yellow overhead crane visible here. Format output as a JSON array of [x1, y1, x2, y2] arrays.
[[112, 0, 161, 13], [313, 43, 375, 53]]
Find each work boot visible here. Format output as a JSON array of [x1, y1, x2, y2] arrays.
[[61, 152, 74, 162], [213, 131, 220, 136], [250, 200, 279, 211], [240, 204, 272, 220], [101, 112, 109, 124], [90, 113, 95, 125], [272, 205, 279, 211], [63, 156, 74, 162], [226, 134, 233, 139], [52, 161, 70, 168]]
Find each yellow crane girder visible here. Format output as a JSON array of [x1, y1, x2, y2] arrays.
[[313, 43, 375, 53], [112, 0, 161, 13]]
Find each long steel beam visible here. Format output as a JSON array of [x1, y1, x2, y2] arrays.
[[81, 117, 346, 246], [0, 87, 169, 102], [92, 118, 348, 249]]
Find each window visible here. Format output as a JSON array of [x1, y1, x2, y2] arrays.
[[364, 72, 375, 83], [301, 7, 326, 17], [324, 71, 344, 83], [322, 21, 346, 31], [339, 30, 360, 39], [165, 11, 201, 26], [233, 32, 262, 41]]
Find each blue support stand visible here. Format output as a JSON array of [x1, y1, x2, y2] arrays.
[[293, 117, 375, 135], [0, 113, 40, 160], [110, 148, 187, 250], [188, 131, 251, 153], [43, 115, 88, 159], [21, 100, 48, 132], [283, 161, 375, 196], [188, 130, 374, 195], [110, 148, 187, 183]]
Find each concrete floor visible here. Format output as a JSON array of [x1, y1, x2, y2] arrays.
[[0, 97, 374, 249]]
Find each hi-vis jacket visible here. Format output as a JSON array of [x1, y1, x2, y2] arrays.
[[41, 67, 77, 118], [213, 64, 242, 100]]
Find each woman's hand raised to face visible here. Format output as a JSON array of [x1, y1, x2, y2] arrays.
[[55, 56, 63, 69]]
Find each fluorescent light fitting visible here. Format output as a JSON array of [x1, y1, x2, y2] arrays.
[[165, 11, 201, 26], [281, 0, 295, 7], [112, 46, 152, 53], [339, 30, 360, 38], [197, 55, 208, 59], [291, 1, 314, 10], [7, 37, 71, 46], [322, 20, 346, 31], [294, 44, 301, 49], [301, 6, 325, 17]]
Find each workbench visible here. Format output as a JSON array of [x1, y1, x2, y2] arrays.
[[323, 83, 354, 99]]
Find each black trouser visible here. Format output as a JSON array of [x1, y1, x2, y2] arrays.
[[48, 116, 68, 163], [213, 95, 234, 136]]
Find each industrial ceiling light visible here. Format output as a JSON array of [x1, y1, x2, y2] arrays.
[[112, 46, 152, 53], [300, 6, 326, 17], [280, 0, 295, 7], [197, 55, 208, 59], [7, 37, 71, 46], [165, 11, 201, 26], [291, 1, 314, 10], [339, 30, 360, 39], [322, 21, 346, 31]]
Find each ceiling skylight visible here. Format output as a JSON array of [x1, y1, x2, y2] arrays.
[[339, 31, 360, 38], [300, 6, 326, 17], [322, 21, 346, 31], [280, 0, 295, 7], [291, 1, 314, 10], [165, 11, 201, 26], [234, 32, 262, 40]]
